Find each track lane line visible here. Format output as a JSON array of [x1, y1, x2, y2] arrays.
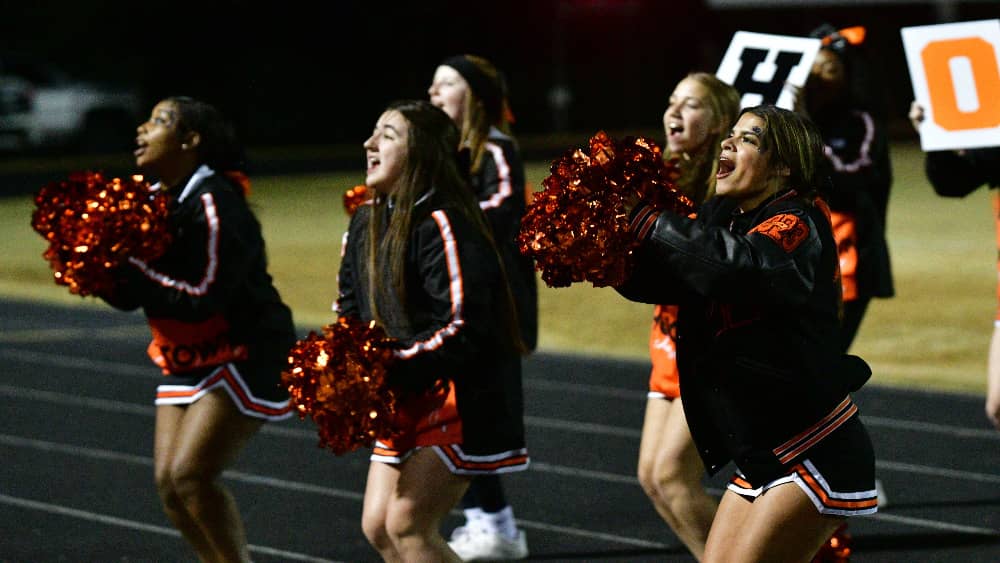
[[0, 492, 343, 562], [0, 434, 675, 550], [5, 347, 997, 441]]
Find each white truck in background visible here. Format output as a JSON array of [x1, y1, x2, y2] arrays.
[[0, 53, 141, 154]]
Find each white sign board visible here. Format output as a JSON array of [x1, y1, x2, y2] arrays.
[[716, 31, 822, 110], [902, 19, 1000, 151]]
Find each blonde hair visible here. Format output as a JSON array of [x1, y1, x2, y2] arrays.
[[665, 72, 740, 205], [454, 55, 509, 174]]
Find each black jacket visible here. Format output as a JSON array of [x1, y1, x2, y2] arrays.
[[109, 165, 295, 374], [472, 127, 538, 351], [336, 190, 526, 454], [925, 147, 1000, 196], [619, 190, 870, 484]]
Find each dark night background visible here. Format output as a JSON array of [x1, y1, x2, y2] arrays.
[[3, 0, 998, 162]]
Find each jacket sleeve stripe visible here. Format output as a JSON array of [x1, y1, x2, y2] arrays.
[[396, 211, 466, 359], [130, 192, 220, 296], [630, 206, 660, 241], [478, 142, 514, 211]]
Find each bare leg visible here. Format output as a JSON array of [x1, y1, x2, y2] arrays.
[[638, 399, 717, 560], [155, 404, 215, 560], [161, 389, 263, 562], [362, 461, 403, 563], [386, 448, 470, 562], [986, 327, 1000, 429], [705, 485, 844, 563]]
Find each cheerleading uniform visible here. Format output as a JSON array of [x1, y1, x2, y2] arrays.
[[111, 164, 295, 421], [647, 304, 680, 399], [925, 148, 1000, 321], [472, 126, 538, 351], [619, 190, 877, 516], [336, 190, 529, 475], [813, 107, 894, 348]]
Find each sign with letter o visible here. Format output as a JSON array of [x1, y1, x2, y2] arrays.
[[716, 31, 822, 110], [902, 19, 1000, 151]]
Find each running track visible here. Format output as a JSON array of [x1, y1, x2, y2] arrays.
[[3, 298, 999, 562]]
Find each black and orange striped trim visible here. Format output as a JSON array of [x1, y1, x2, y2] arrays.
[[773, 397, 857, 464], [155, 364, 293, 421], [792, 461, 878, 515]]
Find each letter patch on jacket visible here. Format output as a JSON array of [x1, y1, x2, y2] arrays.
[[750, 213, 809, 253]]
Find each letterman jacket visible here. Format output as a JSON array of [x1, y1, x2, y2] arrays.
[[618, 189, 871, 485], [336, 189, 526, 455], [110, 165, 295, 374]]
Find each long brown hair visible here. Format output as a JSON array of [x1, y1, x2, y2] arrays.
[[365, 100, 524, 353], [665, 73, 740, 206]]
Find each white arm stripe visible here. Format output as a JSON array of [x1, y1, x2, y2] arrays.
[[478, 142, 514, 211], [396, 211, 466, 359], [130, 192, 219, 296]]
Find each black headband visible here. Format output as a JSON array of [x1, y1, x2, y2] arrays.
[[441, 55, 503, 123]]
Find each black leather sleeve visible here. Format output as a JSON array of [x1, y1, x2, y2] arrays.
[[642, 203, 825, 306]]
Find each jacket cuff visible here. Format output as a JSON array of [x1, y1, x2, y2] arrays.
[[629, 204, 660, 241]]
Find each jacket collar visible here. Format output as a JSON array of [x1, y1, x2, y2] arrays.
[[176, 164, 216, 203]]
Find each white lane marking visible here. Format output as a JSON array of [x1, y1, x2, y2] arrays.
[[0, 492, 343, 562], [4, 383, 1000, 486], [0, 325, 147, 343], [0, 434, 674, 549], [5, 347, 996, 441]]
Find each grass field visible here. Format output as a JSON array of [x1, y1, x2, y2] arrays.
[[2, 141, 994, 395]]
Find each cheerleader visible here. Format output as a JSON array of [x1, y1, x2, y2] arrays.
[[339, 100, 528, 562], [428, 54, 535, 561], [618, 106, 878, 562], [638, 72, 739, 561], [105, 96, 296, 562], [911, 101, 1000, 430]]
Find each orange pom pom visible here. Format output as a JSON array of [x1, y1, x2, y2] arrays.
[[343, 184, 372, 216], [517, 131, 692, 288], [811, 523, 852, 563], [31, 171, 172, 297], [282, 316, 401, 455]]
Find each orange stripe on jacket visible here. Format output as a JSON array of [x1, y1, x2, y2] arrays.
[[396, 211, 466, 359]]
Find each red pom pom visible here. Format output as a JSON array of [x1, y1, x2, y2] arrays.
[[517, 131, 693, 288], [30, 171, 172, 297], [343, 184, 372, 216], [282, 316, 401, 455]]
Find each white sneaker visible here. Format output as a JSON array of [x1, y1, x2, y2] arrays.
[[448, 527, 528, 561], [876, 478, 890, 509], [449, 525, 470, 541]]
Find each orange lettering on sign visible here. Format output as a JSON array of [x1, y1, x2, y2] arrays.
[[922, 37, 1000, 131]]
